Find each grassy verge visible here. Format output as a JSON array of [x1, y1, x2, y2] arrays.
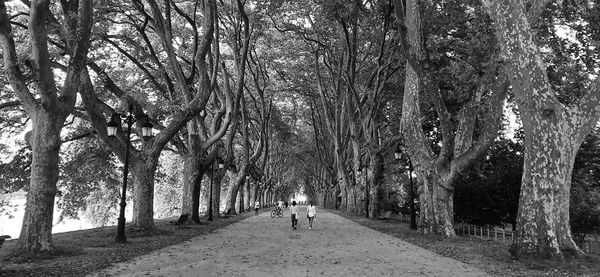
[[0, 212, 254, 277], [329, 209, 600, 277]]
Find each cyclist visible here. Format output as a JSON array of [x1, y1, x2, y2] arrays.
[[277, 200, 284, 214]]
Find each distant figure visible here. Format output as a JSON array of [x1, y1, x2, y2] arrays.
[[306, 201, 316, 230], [284, 201, 289, 209], [290, 201, 299, 230], [278, 200, 284, 212], [254, 201, 260, 215]]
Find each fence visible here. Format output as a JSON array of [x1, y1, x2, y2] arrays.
[[454, 224, 513, 240], [453, 224, 600, 255]]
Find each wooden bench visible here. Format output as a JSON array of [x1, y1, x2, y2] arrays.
[[169, 214, 190, 229], [0, 235, 11, 249], [377, 211, 392, 220]]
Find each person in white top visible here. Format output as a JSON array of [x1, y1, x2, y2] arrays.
[[289, 201, 299, 230], [254, 201, 260, 215], [306, 201, 316, 230]]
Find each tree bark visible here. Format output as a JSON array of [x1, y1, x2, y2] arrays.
[[191, 167, 206, 223], [17, 112, 64, 251], [130, 156, 159, 233], [371, 152, 384, 218], [207, 172, 224, 218], [243, 181, 250, 211], [181, 142, 202, 216], [224, 170, 246, 214]]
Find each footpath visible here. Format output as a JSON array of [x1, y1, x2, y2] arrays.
[[88, 206, 487, 277]]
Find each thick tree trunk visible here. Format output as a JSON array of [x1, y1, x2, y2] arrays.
[[432, 175, 454, 236], [371, 152, 384, 218], [238, 181, 245, 213], [211, 174, 223, 217], [223, 172, 242, 214], [243, 181, 250, 211], [191, 168, 206, 223], [509, 119, 581, 258], [181, 150, 201, 216], [130, 158, 158, 233], [413, 167, 455, 236], [251, 183, 259, 208], [17, 112, 63, 252]]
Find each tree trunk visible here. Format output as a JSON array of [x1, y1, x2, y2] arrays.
[[223, 172, 242, 214], [238, 181, 245, 213], [251, 183, 260, 208], [211, 173, 224, 218], [130, 158, 159, 233], [509, 131, 580, 258], [181, 149, 201, 216], [17, 112, 63, 252], [371, 152, 384, 218], [243, 181, 250, 211], [191, 168, 206, 223]]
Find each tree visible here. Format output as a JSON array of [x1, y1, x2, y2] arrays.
[[395, 0, 507, 236], [482, 0, 600, 259], [0, 0, 93, 252], [80, 0, 218, 232]]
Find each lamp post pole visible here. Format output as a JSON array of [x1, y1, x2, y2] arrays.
[[107, 107, 153, 243], [116, 111, 133, 243], [208, 160, 214, 221]]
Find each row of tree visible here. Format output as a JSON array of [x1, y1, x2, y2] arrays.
[[1, 0, 599, 261], [0, 0, 304, 253], [280, 0, 600, 260]]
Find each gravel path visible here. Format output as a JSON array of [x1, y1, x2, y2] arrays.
[[88, 207, 487, 277]]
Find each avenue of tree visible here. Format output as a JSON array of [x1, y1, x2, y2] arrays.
[[0, 0, 599, 261]]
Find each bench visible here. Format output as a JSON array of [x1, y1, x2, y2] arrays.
[[0, 235, 11, 249], [377, 211, 392, 220], [169, 214, 190, 229]]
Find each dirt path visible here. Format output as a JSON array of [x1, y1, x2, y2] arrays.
[[88, 207, 487, 277]]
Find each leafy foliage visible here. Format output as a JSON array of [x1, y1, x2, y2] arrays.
[[0, 146, 31, 193], [56, 137, 120, 223], [570, 128, 600, 241], [153, 152, 184, 219], [454, 137, 523, 227]]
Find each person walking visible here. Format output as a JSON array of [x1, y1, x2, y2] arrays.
[[290, 201, 299, 230], [306, 202, 316, 230], [254, 201, 260, 215]]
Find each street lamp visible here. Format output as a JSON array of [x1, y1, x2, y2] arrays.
[[107, 107, 153, 243], [208, 157, 225, 221], [395, 148, 417, 230]]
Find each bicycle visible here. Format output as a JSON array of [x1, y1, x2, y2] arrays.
[[271, 207, 283, 218]]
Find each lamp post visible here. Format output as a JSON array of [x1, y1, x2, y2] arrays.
[[107, 107, 153, 243], [395, 149, 417, 230]]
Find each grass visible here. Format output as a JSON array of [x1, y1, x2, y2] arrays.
[[330, 209, 600, 277], [0, 212, 254, 277]]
